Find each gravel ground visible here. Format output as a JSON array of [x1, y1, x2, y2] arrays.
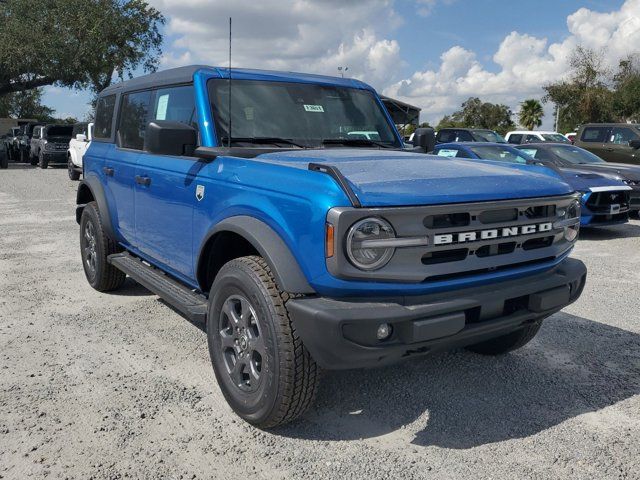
[[1, 164, 639, 480]]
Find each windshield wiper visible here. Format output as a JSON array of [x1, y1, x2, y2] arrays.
[[221, 136, 306, 148], [321, 138, 396, 149]]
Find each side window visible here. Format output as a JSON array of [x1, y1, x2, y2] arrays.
[[508, 134, 522, 144], [609, 127, 639, 145], [117, 90, 152, 150], [152, 85, 197, 130], [94, 95, 116, 140], [581, 127, 608, 143], [456, 131, 473, 141], [519, 148, 538, 158], [524, 134, 541, 143], [437, 130, 456, 143]]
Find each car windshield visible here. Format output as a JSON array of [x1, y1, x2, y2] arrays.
[[46, 126, 73, 137], [471, 130, 507, 143], [547, 145, 605, 164], [208, 79, 399, 148], [469, 145, 530, 164], [542, 133, 570, 143]]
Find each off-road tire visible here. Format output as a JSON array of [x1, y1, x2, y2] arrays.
[[38, 153, 48, 169], [79, 201, 126, 292], [207, 256, 320, 428], [0, 149, 7, 169], [68, 158, 81, 180], [466, 320, 543, 355]]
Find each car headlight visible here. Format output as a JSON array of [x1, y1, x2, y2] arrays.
[[346, 217, 396, 270], [557, 200, 581, 241]]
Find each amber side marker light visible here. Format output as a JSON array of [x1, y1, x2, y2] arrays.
[[326, 223, 335, 258]]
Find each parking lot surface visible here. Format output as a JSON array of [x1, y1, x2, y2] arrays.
[[1, 164, 639, 479]]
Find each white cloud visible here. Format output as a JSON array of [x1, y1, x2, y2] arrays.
[[385, 0, 640, 128], [150, 0, 403, 88]]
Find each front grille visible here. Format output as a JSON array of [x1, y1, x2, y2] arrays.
[[585, 191, 630, 214], [327, 194, 579, 283]]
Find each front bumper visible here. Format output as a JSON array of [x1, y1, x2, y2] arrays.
[[42, 151, 67, 164], [287, 257, 586, 369]]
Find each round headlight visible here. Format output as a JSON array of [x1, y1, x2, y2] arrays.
[[564, 200, 581, 241], [346, 217, 395, 270]]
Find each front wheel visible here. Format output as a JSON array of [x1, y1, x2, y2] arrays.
[[466, 320, 543, 355], [38, 153, 48, 169], [79, 202, 126, 292], [207, 256, 320, 428], [0, 150, 7, 169], [68, 158, 80, 180]]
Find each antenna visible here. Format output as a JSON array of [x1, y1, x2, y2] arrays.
[[227, 17, 232, 148]]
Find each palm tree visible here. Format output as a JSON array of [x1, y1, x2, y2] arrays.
[[519, 99, 544, 130]]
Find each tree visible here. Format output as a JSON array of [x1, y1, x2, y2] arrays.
[[0, 89, 55, 120], [0, 0, 164, 96], [437, 97, 515, 135], [543, 47, 614, 133], [518, 99, 544, 130], [612, 55, 640, 122]]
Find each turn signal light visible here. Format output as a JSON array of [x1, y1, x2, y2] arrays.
[[325, 223, 335, 258]]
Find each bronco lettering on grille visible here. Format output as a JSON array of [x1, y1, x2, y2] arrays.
[[433, 222, 553, 245]]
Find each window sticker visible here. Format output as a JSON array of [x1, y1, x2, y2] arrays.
[[520, 149, 537, 158], [303, 104, 324, 113], [244, 107, 255, 120], [156, 94, 169, 120], [437, 149, 458, 157]]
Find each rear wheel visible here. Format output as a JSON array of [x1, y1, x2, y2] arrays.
[[207, 256, 320, 428], [466, 320, 543, 355], [0, 149, 7, 169], [79, 202, 126, 292]]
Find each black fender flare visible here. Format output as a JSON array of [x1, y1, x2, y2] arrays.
[[75, 177, 116, 239], [203, 216, 315, 294]]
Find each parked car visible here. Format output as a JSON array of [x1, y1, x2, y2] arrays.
[[30, 124, 73, 169], [4, 126, 22, 161], [76, 65, 586, 428], [435, 128, 507, 144], [505, 131, 571, 144], [67, 122, 93, 180], [435, 142, 632, 227], [17, 122, 44, 163], [574, 123, 640, 165], [514, 142, 640, 217]]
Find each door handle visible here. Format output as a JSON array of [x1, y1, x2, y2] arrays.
[[135, 175, 151, 186], [103, 166, 114, 176]]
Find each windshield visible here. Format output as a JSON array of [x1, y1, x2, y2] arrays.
[[471, 130, 507, 143], [46, 126, 73, 137], [547, 145, 605, 164], [542, 133, 570, 143], [208, 79, 399, 148], [469, 145, 530, 164]]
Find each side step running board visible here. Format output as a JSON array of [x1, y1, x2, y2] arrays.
[[108, 252, 208, 323]]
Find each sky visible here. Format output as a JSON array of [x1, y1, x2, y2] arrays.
[[42, 0, 637, 131]]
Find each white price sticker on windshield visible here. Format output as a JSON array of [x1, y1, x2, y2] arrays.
[[437, 149, 458, 157], [156, 94, 169, 120], [304, 104, 324, 112]]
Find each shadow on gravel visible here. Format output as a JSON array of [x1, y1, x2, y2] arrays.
[[4, 163, 37, 170], [107, 278, 155, 297], [579, 222, 640, 240], [277, 313, 640, 449]]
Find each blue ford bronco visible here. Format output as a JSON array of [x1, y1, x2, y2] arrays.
[[76, 65, 587, 428]]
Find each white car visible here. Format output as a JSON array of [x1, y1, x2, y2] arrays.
[[505, 130, 570, 145], [67, 122, 93, 180]]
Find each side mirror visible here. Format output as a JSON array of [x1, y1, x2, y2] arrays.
[[144, 120, 197, 156], [76, 134, 87, 142], [412, 127, 436, 153], [629, 139, 640, 149]]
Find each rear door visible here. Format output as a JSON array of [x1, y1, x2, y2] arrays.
[[577, 126, 610, 159], [606, 126, 640, 165], [134, 84, 199, 279]]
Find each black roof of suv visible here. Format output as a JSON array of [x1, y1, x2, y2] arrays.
[[436, 128, 507, 144]]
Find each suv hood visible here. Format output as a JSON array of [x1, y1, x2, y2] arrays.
[[562, 162, 640, 181], [558, 167, 628, 192], [254, 149, 573, 207]]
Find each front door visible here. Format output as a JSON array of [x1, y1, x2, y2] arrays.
[[606, 126, 640, 165]]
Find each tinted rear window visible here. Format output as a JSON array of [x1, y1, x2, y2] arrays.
[[581, 127, 608, 142], [94, 95, 116, 140], [117, 90, 152, 150]]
